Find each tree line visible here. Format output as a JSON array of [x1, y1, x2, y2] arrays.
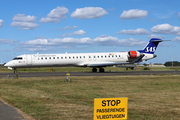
[[164, 61, 180, 67]]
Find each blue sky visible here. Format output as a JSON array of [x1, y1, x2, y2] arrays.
[[0, 0, 180, 64]]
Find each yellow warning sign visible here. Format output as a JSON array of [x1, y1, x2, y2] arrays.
[[94, 98, 128, 120]]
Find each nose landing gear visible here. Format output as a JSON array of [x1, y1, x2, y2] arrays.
[[14, 68, 17, 74]]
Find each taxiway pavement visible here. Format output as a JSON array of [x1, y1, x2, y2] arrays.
[[0, 100, 25, 120]]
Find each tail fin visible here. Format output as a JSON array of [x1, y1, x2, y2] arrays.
[[138, 38, 163, 54]]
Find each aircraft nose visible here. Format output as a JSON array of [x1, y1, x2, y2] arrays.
[[4, 62, 12, 67], [4, 63, 8, 67]]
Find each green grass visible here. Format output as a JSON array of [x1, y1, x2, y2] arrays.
[[0, 75, 180, 120]]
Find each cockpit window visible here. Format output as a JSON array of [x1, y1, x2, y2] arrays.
[[13, 57, 23, 60]]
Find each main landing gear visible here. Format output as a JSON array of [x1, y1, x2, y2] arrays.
[[92, 68, 97, 72], [92, 67, 105, 72]]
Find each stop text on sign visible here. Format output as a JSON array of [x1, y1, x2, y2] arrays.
[[94, 98, 128, 120]]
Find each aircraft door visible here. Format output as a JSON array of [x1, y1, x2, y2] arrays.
[[26, 55, 32, 65], [121, 55, 123, 59], [119, 55, 123, 59]]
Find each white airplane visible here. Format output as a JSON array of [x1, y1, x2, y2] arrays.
[[4, 38, 164, 73]]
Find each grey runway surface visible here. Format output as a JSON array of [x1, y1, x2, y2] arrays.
[[0, 71, 180, 78]]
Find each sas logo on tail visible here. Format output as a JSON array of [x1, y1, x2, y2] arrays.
[[145, 47, 156, 52]]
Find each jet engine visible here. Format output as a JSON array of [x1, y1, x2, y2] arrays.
[[128, 51, 142, 58]]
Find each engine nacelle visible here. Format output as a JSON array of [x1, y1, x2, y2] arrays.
[[128, 51, 142, 58]]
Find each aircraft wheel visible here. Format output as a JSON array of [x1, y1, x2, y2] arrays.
[[99, 68, 104, 72], [92, 68, 97, 72]]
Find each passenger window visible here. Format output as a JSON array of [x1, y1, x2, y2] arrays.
[[83, 56, 85, 58], [76, 56, 78, 59], [119, 55, 121, 57], [65, 57, 67, 59], [61, 57, 63, 59], [45, 57, 47, 60], [41, 57, 43, 60], [69, 57, 71, 59], [57, 57, 59, 59], [80, 56, 81, 59], [49, 57, 51, 59], [101, 56, 103, 58], [53, 57, 55, 59], [73, 56, 75, 59]]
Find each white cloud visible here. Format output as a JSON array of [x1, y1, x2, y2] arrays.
[[27, 47, 51, 52], [0, 19, 4, 27], [50, 37, 92, 44], [59, 26, 78, 30], [173, 36, 180, 41], [11, 21, 39, 30], [10, 14, 39, 30], [73, 30, 86, 35], [93, 35, 118, 42], [39, 6, 68, 23], [20, 37, 92, 51], [21, 37, 92, 46], [148, 34, 165, 39], [24, 39, 51, 45], [117, 28, 149, 35], [39, 17, 59, 23], [117, 38, 146, 46], [0, 39, 18, 45], [20, 35, 149, 52], [12, 14, 36, 22], [151, 23, 180, 35], [120, 9, 148, 19], [94, 35, 146, 46], [61, 30, 86, 37], [70, 7, 108, 19]]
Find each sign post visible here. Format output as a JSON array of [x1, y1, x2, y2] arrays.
[[94, 98, 128, 120]]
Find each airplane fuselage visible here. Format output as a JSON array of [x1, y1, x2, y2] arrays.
[[5, 52, 154, 68]]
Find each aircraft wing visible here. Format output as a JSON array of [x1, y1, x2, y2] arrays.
[[86, 62, 128, 67]]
